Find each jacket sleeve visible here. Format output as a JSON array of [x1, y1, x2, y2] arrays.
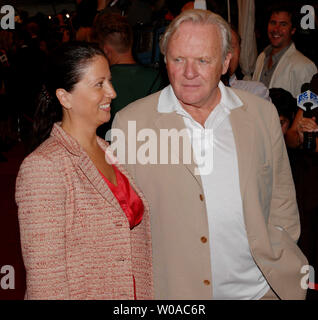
[[268, 104, 300, 242], [292, 61, 317, 97], [15, 155, 70, 299]]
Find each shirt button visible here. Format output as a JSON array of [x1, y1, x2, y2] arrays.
[[199, 194, 204, 201], [201, 236, 207, 243], [203, 280, 210, 286]]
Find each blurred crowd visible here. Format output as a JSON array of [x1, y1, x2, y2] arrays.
[[1, 0, 318, 300]]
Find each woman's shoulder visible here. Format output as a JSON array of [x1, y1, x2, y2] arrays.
[[16, 137, 69, 202], [20, 136, 68, 173]]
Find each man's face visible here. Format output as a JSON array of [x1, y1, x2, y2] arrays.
[[229, 29, 240, 76], [279, 115, 290, 135], [166, 22, 231, 111], [267, 11, 295, 51]]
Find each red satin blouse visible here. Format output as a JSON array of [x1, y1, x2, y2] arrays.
[[99, 165, 144, 229]]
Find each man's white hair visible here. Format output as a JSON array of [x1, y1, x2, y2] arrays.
[[160, 9, 232, 63]]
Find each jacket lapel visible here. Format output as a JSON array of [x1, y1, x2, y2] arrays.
[[154, 111, 203, 189], [229, 105, 256, 200], [77, 151, 123, 214], [269, 43, 295, 88], [51, 124, 123, 213]]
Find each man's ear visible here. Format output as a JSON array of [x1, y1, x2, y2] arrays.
[[56, 88, 72, 110], [291, 27, 296, 36], [103, 43, 112, 62], [222, 52, 232, 75]]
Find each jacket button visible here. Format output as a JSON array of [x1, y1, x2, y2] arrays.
[[199, 194, 204, 201], [203, 280, 210, 285], [116, 257, 125, 262], [201, 236, 207, 243]]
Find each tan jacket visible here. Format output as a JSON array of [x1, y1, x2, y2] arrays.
[[15, 123, 153, 300], [113, 87, 308, 300]]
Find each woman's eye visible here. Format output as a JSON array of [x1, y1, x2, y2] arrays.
[[97, 82, 103, 87]]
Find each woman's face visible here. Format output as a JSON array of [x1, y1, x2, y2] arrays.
[[66, 55, 116, 128]]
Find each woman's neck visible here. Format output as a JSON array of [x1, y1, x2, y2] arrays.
[[61, 119, 99, 152]]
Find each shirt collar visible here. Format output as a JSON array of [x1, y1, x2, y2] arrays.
[[264, 42, 292, 61], [158, 81, 243, 115]]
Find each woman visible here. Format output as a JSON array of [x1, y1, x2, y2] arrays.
[[15, 42, 153, 299]]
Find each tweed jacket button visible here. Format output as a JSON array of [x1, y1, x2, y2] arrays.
[[116, 257, 125, 262], [203, 280, 210, 285], [199, 194, 204, 201], [200, 236, 207, 243]]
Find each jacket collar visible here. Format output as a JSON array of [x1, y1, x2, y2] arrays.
[[157, 82, 242, 115], [50, 122, 108, 157], [228, 90, 256, 199], [50, 123, 124, 214], [154, 87, 254, 197]]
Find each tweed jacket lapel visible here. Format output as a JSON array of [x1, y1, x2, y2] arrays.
[[229, 103, 256, 200], [153, 111, 203, 189], [50, 123, 123, 213]]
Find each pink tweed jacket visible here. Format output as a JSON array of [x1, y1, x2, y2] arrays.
[[15, 123, 153, 300]]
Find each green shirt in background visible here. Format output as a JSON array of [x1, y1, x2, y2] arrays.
[[97, 63, 166, 140]]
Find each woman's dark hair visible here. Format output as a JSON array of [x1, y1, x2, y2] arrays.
[[269, 87, 297, 125], [31, 41, 105, 152]]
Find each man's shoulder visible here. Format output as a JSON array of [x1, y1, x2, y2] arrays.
[[285, 45, 316, 67], [231, 79, 270, 100], [116, 90, 162, 120], [230, 87, 275, 116], [256, 46, 268, 59]]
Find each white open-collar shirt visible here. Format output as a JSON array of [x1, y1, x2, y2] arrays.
[[158, 82, 270, 299]]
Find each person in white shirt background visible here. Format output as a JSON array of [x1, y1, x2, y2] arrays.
[[252, 4, 317, 98]]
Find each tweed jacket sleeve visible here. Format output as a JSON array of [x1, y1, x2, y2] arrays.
[[15, 153, 70, 299]]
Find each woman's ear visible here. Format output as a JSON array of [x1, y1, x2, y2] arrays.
[[56, 88, 72, 110]]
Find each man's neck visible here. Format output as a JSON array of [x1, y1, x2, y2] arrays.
[[180, 88, 221, 127], [270, 41, 292, 56], [110, 51, 136, 66]]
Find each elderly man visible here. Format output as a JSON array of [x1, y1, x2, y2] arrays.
[[112, 9, 307, 300], [252, 4, 317, 98]]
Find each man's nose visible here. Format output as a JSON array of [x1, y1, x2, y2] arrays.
[[272, 23, 280, 32], [184, 61, 198, 79]]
